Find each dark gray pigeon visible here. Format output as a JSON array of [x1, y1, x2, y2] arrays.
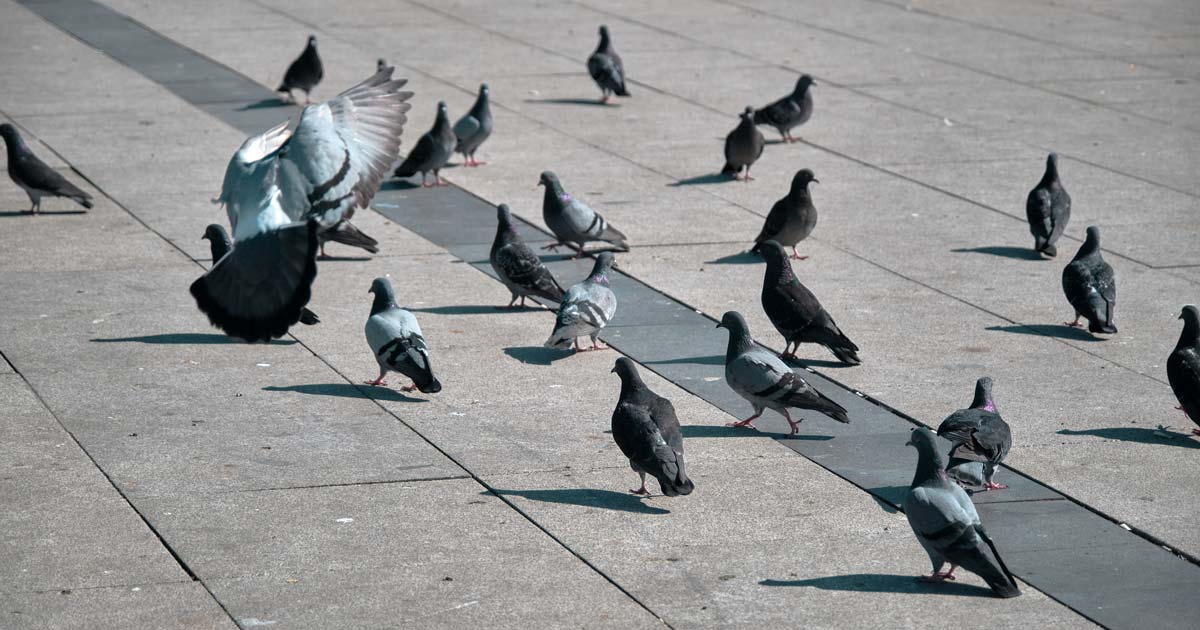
[[490, 204, 565, 308], [611, 357, 694, 497], [753, 74, 814, 143], [364, 277, 441, 394], [1062, 226, 1117, 334], [1168, 305, 1200, 435], [751, 169, 819, 259], [717, 311, 848, 435], [545, 252, 618, 351], [453, 84, 493, 167], [587, 25, 629, 103], [394, 101, 456, 187], [314, 205, 379, 259], [904, 427, 1021, 598], [202, 224, 319, 326], [1025, 153, 1071, 258], [0, 123, 93, 214], [722, 107, 765, 181], [936, 377, 1011, 491], [758, 241, 859, 365], [539, 171, 629, 258], [278, 35, 323, 104]]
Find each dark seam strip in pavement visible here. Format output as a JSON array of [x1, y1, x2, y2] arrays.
[[17, 1, 1200, 628]]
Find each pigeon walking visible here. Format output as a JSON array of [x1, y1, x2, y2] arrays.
[[544, 252, 618, 351], [202, 224, 320, 326], [277, 35, 323, 104], [587, 25, 629, 103], [1168, 305, 1200, 435], [722, 107, 765, 182], [490, 204, 565, 308], [394, 101, 456, 187], [453, 84, 493, 167], [611, 357, 694, 497], [1062, 226, 1117, 334], [1, 123, 93, 214], [758, 241, 860, 365], [751, 169, 819, 260], [1025, 153, 1071, 258], [936, 377, 1011, 491], [539, 171, 629, 257], [717, 311, 848, 434], [314, 205, 379, 259], [904, 427, 1021, 598], [364, 277, 441, 393], [753, 74, 814, 143]]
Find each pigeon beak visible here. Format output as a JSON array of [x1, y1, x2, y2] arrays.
[[812, 178, 820, 184], [714, 322, 724, 329], [610, 366, 617, 374]]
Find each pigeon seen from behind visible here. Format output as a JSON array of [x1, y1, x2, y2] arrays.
[[751, 168, 819, 260], [490, 203, 565, 308], [758, 240, 860, 365], [0, 123, 93, 214], [1168, 305, 1200, 435], [364, 277, 441, 394], [278, 35, 323, 104], [1062, 226, 1117, 334], [539, 171, 629, 257], [1025, 152, 1071, 258], [587, 25, 630, 103], [753, 74, 814, 143], [394, 101, 456, 187], [722, 107, 765, 181], [202, 224, 319, 325], [545, 252, 618, 352], [611, 357, 694, 497], [453, 84, 493, 167], [936, 377, 1012, 491]]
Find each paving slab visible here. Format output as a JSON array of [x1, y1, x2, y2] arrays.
[[0, 582, 237, 630]]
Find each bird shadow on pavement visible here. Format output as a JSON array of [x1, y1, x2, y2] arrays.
[[760, 574, 995, 597], [523, 97, 610, 107], [487, 488, 670, 515], [951, 246, 1044, 261], [263, 383, 425, 403], [866, 485, 907, 512], [682, 424, 834, 440], [782, 356, 854, 369], [504, 346, 576, 365], [669, 173, 733, 187], [0, 209, 87, 217], [1058, 427, 1200, 448], [985, 324, 1102, 342], [316, 255, 372, 262], [236, 97, 292, 111], [380, 179, 421, 191], [412, 304, 545, 315], [92, 333, 295, 345], [705, 251, 760, 265]]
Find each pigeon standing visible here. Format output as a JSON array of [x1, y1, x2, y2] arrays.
[[1062, 226, 1117, 334], [904, 427, 1021, 598], [277, 35, 323, 104], [758, 241, 860, 365], [544, 252, 618, 351], [936, 377, 1012, 491], [0, 123, 93, 214], [717, 311, 848, 434], [490, 203, 565, 308], [393, 101, 456, 187], [722, 107, 765, 181], [753, 74, 815, 143], [313, 205, 379, 259], [1025, 153, 1071, 258], [751, 169, 819, 260], [1168, 305, 1200, 435], [453, 84, 493, 167], [587, 25, 630, 104], [202, 224, 320, 326], [611, 357, 694, 497], [539, 171, 629, 257], [364, 277, 441, 393]]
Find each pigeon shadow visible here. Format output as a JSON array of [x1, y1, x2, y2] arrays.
[[0, 209, 88, 217], [523, 97, 611, 107], [235, 97, 293, 111], [705, 251, 761, 265], [488, 488, 670, 515], [669, 173, 734, 187], [682, 425, 834, 440], [412, 304, 549, 315], [866, 484, 908, 510], [759, 574, 995, 597], [985, 324, 1103, 342], [380, 179, 423, 191], [643, 354, 725, 366], [783, 356, 855, 369], [316, 255, 372, 262], [263, 383, 425, 403], [91, 333, 295, 345], [504, 346, 575, 365], [1058, 427, 1200, 448], [951, 246, 1044, 261]]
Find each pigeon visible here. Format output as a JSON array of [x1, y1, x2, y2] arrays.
[[751, 169, 819, 260], [716, 310, 849, 434], [611, 357, 694, 497], [1061, 226, 1117, 334], [544, 252, 618, 351], [936, 377, 1011, 491], [313, 205, 379, 259], [538, 171, 629, 258], [0, 123, 93, 214], [277, 35, 323, 104], [1167, 305, 1200, 435], [758, 241, 860, 365], [904, 427, 1021, 598], [202, 224, 320, 326], [753, 74, 815, 143], [587, 25, 630, 104], [722, 107, 765, 182], [490, 204, 565, 308], [393, 101, 456, 187], [364, 277, 441, 393], [376, 58, 388, 74], [1025, 153, 1071, 258], [453, 84, 493, 167], [193, 68, 412, 343]]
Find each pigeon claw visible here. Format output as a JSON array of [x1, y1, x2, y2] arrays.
[[917, 572, 957, 583], [400, 383, 418, 393], [983, 482, 1009, 490], [1193, 428, 1200, 437], [1064, 317, 1083, 328], [364, 378, 386, 386], [630, 486, 650, 496]]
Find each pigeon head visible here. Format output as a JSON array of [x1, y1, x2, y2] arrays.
[[202, 223, 229, 243], [538, 170, 564, 192], [716, 310, 750, 335], [496, 203, 516, 231], [1043, 152, 1060, 182], [588, 252, 616, 285], [1075, 225, 1102, 259], [368, 277, 397, 314], [0, 123, 16, 142], [479, 83, 490, 97], [1179, 305, 1199, 344], [612, 357, 645, 387], [906, 426, 948, 485], [970, 376, 996, 412], [376, 58, 387, 73], [599, 25, 610, 38], [795, 74, 815, 93], [759, 240, 794, 280], [307, 35, 318, 47], [740, 106, 755, 120], [791, 168, 819, 190]]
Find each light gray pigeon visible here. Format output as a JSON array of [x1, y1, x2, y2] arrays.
[[716, 311, 849, 435], [539, 170, 629, 258], [751, 169, 819, 260], [936, 377, 1011, 491], [587, 25, 629, 103], [904, 427, 1021, 598], [490, 204, 565, 308], [722, 107, 765, 181], [278, 35, 323, 104], [1, 123, 93, 213], [202, 224, 319, 326], [611, 357, 694, 497], [1062, 226, 1117, 334], [364, 277, 441, 394], [1167, 305, 1200, 435], [394, 101, 456, 187], [1025, 153, 1070, 258], [453, 84, 492, 167], [544, 252, 618, 351], [753, 74, 814, 143]]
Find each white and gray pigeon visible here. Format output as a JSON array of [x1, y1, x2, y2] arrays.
[[364, 277, 441, 394], [587, 25, 630, 104], [717, 310, 849, 435], [192, 68, 412, 343], [1167, 305, 1200, 435], [1025, 153, 1070, 258], [722, 107, 765, 182], [753, 74, 814, 143], [936, 377, 1012, 491], [278, 35, 323, 104], [611, 357, 694, 497], [544, 252, 618, 351], [758, 240, 860, 365], [539, 170, 629, 258], [202, 224, 319, 326], [904, 427, 1021, 598], [453, 84, 493, 167], [1, 123, 93, 213], [1062, 226, 1117, 334], [394, 101, 456, 187], [490, 204, 565, 308], [751, 169, 819, 260]]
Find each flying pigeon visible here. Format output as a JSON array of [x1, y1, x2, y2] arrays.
[[936, 377, 1011, 491], [193, 67, 412, 343], [753, 74, 814, 143], [202, 224, 320, 326], [611, 357, 694, 497], [758, 241, 860, 365], [1025, 153, 1071, 258], [278, 35, 323, 104], [364, 277, 441, 393], [717, 310, 849, 434], [587, 25, 629, 104], [394, 101, 455, 187], [1062, 226, 1117, 334], [453, 84, 493, 167], [1168, 305, 1200, 435], [544, 252, 618, 351], [904, 427, 1021, 598], [722, 107, 765, 182], [539, 171, 629, 258], [0, 123, 93, 214], [490, 204, 565, 308], [751, 169, 819, 260]]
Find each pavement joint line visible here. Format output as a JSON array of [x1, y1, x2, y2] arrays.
[[5, 579, 197, 597], [226, 474, 474, 494]]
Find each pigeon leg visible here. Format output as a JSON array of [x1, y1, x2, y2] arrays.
[[364, 370, 387, 387], [420, 172, 433, 188], [473, 157, 487, 166], [590, 336, 609, 351], [790, 246, 810, 260], [781, 409, 801, 436], [600, 92, 611, 105], [630, 473, 649, 495], [727, 411, 761, 429], [1064, 315, 1083, 328], [917, 566, 957, 582], [541, 242, 561, 252], [983, 481, 1008, 490], [400, 383, 418, 392], [1194, 428, 1200, 436], [743, 167, 755, 182], [436, 170, 449, 186], [780, 342, 795, 359]]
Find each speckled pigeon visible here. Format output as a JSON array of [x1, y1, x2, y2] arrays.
[[1025, 153, 1071, 258], [751, 169, 819, 259], [202, 224, 320, 326], [277, 35, 323, 104], [1, 124, 92, 213], [490, 204, 564, 308], [453, 84, 492, 167], [1062, 226, 1117, 334], [544, 252, 617, 351], [364, 277, 441, 394], [758, 241, 859, 365], [394, 101, 456, 187], [539, 171, 629, 258], [611, 357, 694, 497], [587, 25, 629, 103], [1168, 305, 1200, 435], [753, 74, 814, 143], [722, 107, 765, 182], [936, 377, 1011, 491]]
